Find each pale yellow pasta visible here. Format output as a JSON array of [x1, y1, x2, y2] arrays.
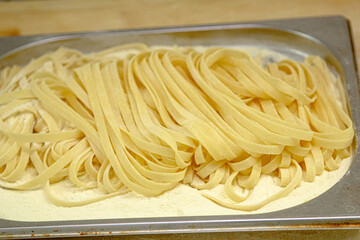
[[0, 44, 354, 211]]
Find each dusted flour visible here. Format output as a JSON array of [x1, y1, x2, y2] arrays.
[[0, 155, 351, 221]]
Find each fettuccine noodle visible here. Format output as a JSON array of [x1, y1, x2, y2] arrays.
[[0, 44, 354, 211]]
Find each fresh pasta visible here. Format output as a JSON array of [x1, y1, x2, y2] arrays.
[[0, 44, 354, 211]]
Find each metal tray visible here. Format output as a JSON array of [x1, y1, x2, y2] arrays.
[[0, 16, 359, 238]]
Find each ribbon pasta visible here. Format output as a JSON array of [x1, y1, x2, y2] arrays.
[[0, 44, 354, 211]]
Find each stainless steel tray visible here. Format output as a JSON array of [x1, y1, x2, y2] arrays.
[[0, 16, 359, 239]]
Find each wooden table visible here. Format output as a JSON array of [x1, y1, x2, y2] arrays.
[[1, 0, 359, 239]]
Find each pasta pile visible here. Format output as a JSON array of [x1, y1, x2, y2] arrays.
[[0, 44, 354, 211]]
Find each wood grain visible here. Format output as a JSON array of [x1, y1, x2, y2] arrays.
[[0, 0, 358, 31], [0, 1, 359, 239], [0, 0, 359, 60]]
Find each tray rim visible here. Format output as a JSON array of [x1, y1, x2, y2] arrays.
[[0, 15, 359, 238]]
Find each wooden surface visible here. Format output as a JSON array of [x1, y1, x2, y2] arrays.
[[1, 0, 359, 239], [0, 0, 359, 60]]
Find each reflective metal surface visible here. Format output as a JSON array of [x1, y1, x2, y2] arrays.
[[0, 16, 359, 238]]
